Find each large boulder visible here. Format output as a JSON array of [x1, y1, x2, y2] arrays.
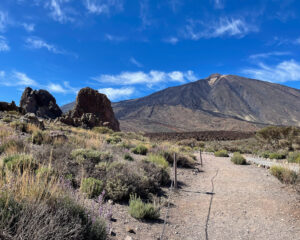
[[0, 101, 20, 112], [20, 87, 62, 119], [60, 87, 120, 131]]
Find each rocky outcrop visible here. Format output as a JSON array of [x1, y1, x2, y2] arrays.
[[0, 101, 20, 112], [20, 87, 62, 119], [20, 113, 45, 130], [60, 87, 120, 131]]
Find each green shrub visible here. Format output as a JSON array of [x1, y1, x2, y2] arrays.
[[269, 152, 286, 160], [0, 154, 37, 172], [124, 153, 134, 161], [162, 150, 195, 168], [214, 149, 229, 157], [270, 166, 298, 184], [106, 136, 122, 144], [288, 152, 300, 163], [71, 149, 112, 164], [132, 145, 148, 155], [129, 194, 160, 220], [31, 130, 48, 145], [231, 152, 247, 165], [36, 167, 57, 179], [260, 152, 270, 158], [80, 177, 104, 198], [147, 154, 168, 168], [92, 126, 113, 134]]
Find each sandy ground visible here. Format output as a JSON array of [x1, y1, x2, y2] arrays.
[[110, 153, 300, 240]]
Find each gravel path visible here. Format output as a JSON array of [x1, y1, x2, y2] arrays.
[[110, 153, 300, 240], [163, 153, 300, 240]]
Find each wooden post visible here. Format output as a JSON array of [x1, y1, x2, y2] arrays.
[[200, 149, 203, 167], [173, 152, 177, 189]]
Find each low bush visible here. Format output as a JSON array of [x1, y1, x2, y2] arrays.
[[260, 152, 270, 158], [106, 136, 122, 144], [270, 165, 298, 184], [132, 145, 148, 155], [162, 150, 195, 168], [231, 152, 247, 165], [36, 166, 57, 180], [288, 152, 300, 163], [71, 149, 112, 164], [129, 194, 160, 220], [0, 154, 37, 173], [80, 177, 104, 198], [31, 130, 48, 145], [147, 154, 168, 168], [92, 126, 113, 134], [269, 152, 286, 160], [214, 149, 229, 157], [124, 153, 134, 161], [177, 138, 205, 148]]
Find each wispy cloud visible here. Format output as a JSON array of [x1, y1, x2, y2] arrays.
[[105, 34, 126, 42], [243, 59, 300, 82], [184, 17, 258, 40], [0, 71, 39, 87], [164, 37, 179, 44], [168, 0, 182, 13], [25, 36, 77, 57], [92, 70, 197, 87], [212, 0, 224, 9], [46, 81, 77, 94], [45, 0, 74, 23], [130, 57, 143, 68], [84, 0, 124, 15], [98, 87, 134, 101], [22, 23, 35, 32], [0, 36, 10, 52], [0, 71, 5, 78], [140, 0, 152, 28], [249, 51, 291, 60], [295, 38, 300, 45], [0, 11, 8, 32]]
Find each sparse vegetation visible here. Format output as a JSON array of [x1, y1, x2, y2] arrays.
[[214, 149, 229, 157], [288, 152, 300, 163], [124, 152, 134, 161], [80, 177, 104, 198], [270, 165, 298, 184], [231, 152, 247, 165], [147, 154, 169, 168], [129, 194, 160, 220], [132, 144, 148, 155]]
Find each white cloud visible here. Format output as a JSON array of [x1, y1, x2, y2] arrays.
[[164, 37, 179, 44], [12, 71, 38, 86], [185, 17, 258, 40], [45, 0, 74, 23], [92, 70, 197, 86], [0, 71, 5, 78], [243, 59, 300, 82], [0, 36, 10, 52], [0, 11, 8, 32], [140, 0, 151, 28], [84, 0, 123, 15], [213, 0, 224, 9], [22, 23, 35, 32], [295, 38, 300, 45], [105, 34, 126, 42], [47, 83, 66, 93], [249, 51, 291, 60], [130, 57, 143, 68], [25, 36, 62, 53], [98, 87, 134, 101]]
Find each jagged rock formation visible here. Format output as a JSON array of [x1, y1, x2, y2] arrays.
[[20, 87, 62, 119], [0, 101, 20, 112], [60, 87, 120, 131], [20, 113, 45, 130]]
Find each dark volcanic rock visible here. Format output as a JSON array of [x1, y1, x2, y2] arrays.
[[20, 113, 45, 130], [20, 87, 62, 119], [60, 87, 120, 131], [0, 101, 20, 112]]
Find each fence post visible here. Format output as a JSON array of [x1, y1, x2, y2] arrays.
[[200, 149, 203, 167], [173, 152, 177, 189]]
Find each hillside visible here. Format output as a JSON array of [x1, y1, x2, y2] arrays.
[[62, 74, 300, 132]]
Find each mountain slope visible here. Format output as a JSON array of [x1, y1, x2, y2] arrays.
[[62, 74, 300, 132]]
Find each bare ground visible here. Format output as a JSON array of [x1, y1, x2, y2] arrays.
[[110, 153, 300, 240]]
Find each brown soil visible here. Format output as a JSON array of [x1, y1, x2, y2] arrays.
[[110, 153, 300, 240], [144, 131, 255, 141]]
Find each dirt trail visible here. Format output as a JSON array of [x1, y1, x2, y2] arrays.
[[163, 153, 300, 240]]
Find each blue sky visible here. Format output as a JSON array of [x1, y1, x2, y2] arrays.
[[0, 0, 300, 105]]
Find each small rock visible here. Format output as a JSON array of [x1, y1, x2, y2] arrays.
[[125, 236, 133, 240], [108, 199, 114, 205], [126, 226, 136, 234]]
